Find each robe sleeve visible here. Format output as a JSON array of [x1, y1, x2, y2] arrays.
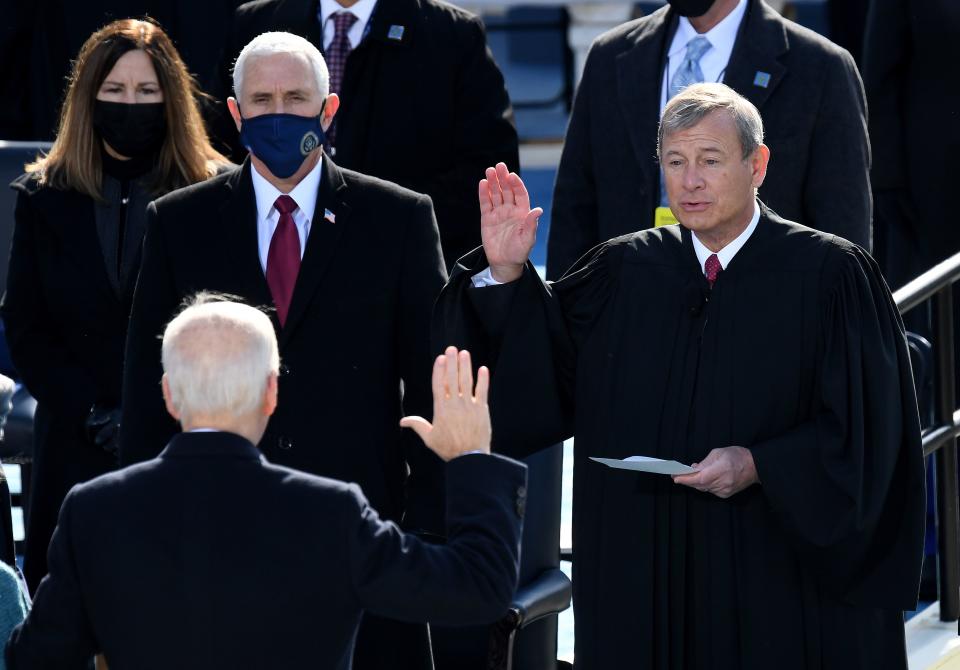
[[749, 244, 925, 609], [432, 241, 622, 459]]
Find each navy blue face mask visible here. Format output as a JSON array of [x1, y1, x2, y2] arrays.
[[238, 110, 327, 179]]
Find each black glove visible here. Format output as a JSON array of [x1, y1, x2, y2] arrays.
[[85, 404, 121, 457]]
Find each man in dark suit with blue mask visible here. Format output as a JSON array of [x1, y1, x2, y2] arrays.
[[10, 296, 527, 670], [121, 31, 447, 669], [214, 0, 519, 269]]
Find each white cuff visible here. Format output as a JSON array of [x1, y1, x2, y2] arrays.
[[470, 266, 504, 288]]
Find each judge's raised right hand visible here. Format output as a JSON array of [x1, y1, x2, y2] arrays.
[[400, 346, 491, 461], [480, 162, 544, 283]]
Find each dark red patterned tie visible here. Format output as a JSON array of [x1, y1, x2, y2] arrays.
[[705, 253, 722, 288], [326, 11, 358, 147], [266, 195, 301, 326]]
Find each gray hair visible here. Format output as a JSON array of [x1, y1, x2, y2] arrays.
[[658, 83, 764, 161], [232, 31, 329, 100], [162, 294, 280, 424]]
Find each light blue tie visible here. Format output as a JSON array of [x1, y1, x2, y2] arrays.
[[669, 36, 712, 101], [661, 36, 713, 207]]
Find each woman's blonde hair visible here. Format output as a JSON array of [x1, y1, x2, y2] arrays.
[[27, 18, 229, 199]]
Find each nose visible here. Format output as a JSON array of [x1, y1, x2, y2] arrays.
[[682, 164, 704, 191]]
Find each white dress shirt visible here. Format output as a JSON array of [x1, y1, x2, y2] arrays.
[[320, 0, 378, 50], [250, 158, 324, 273], [660, 0, 748, 112], [471, 200, 761, 287], [691, 200, 761, 275]]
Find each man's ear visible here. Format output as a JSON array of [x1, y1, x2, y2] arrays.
[[320, 94, 340, 132], [162, 375, 181, 422], [751, 143, 771, 189], [227, 97, 242, 133], [263, 372, 278, 417]]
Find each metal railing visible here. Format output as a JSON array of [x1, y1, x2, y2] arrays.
[[893, 253, 960, 624]]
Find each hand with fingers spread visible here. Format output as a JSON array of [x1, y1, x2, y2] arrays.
[[400, 346, 491, 461], [479, 162, 544, 283], [671, 446, 759, 499]]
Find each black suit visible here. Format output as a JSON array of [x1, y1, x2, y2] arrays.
[[122, 157, 445, 530], [546, 0, 871, 279], [863, 0, 960, 287], [1, 175, 147, 593], [121, 156, 445, 670], [6, 432, 527, 670], [216, 0, 519, 268]]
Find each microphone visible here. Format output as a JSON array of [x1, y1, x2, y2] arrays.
[[684, 283, 708, 318]]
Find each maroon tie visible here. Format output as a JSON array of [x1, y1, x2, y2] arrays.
[[705, 253, 722, 288], [266, 195, 301, 326], [326, 11, 358, 147]]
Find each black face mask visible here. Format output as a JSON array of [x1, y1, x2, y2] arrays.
[[667, 0, 716, 17], [93, 100, 166, 158]]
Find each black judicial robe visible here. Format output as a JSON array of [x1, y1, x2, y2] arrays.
[[434, 205, 925, 669]]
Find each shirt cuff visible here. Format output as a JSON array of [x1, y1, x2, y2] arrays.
[[471, 266, 503, 288]]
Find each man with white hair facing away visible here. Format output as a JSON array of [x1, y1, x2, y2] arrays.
[[7, 295, 527, 669], [120, 31, 448, 666]]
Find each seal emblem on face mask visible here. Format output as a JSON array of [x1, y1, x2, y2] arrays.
[[300, 131, 320, 155]]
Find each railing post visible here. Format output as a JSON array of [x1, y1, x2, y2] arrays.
[[934, 286, 960, 622]]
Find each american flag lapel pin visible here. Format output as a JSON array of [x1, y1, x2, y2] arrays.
[[324, 208, 336, 224]]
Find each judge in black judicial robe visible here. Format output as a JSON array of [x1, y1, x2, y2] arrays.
[[434, 85, 925, 668]]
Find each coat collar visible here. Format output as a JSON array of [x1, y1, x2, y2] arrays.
[[723, 0, 789, 110], [159, 431, 264, 461], [364, 0, 418, 48], [218, 161, 276, 320], [280, 153, 349, 347], [616, 5, 676, 181]]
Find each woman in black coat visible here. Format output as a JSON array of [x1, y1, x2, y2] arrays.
[[1, 18, 230, 594]]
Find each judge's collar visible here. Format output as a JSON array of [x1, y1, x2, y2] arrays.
[[691, 200, 761, 275]]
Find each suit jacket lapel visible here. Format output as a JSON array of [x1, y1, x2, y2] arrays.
[[724, 0, 788, 110], [364, 0, 418, 48], [616, 8, 675, 181], [218, 161, 276, 324], [280, 155, 349, 346]]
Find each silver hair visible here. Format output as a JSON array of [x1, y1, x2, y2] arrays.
[[658, 82, 765, 161], [232, 31, 330, 100], [162, 294, 280, 424]]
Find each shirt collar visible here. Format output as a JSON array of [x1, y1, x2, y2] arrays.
[[691, 199, 761, 274], [250, 154, 324, 224], [669, 0, 747, 59], [320, 0, 378, 29]]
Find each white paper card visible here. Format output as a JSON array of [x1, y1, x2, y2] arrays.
[[590, 455, 695, 475]]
